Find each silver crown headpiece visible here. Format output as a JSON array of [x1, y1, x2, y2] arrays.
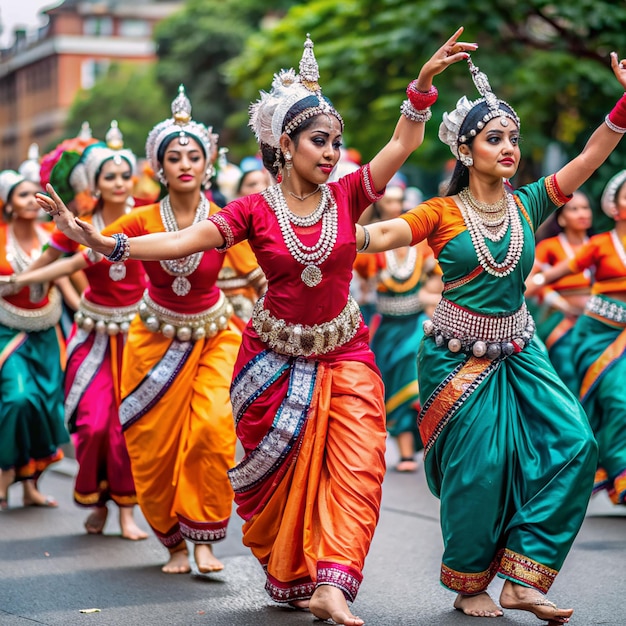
[[601, 169, 626, 217], [69, 120, 137, 195], [145, 85, 218, 175], [0, 170, 26, 206], [249, 34, 343, 149], [18, 143, 41, 184], [439, 57, 520, 159]]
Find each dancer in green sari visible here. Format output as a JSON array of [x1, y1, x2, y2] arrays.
[[533, 170, 626, 507], [357, 51, 626, 623]]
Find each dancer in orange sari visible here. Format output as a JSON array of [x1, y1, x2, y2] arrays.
[[38, 30, 476, 624]]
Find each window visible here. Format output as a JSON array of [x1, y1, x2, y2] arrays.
[[83, 17, 113, 36], [81, 59, 110, 89], [119, 19, 150, 37]]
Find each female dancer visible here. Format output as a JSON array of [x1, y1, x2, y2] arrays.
[[0, 170, 68, 509], [530, 170, 626, 507], [92, 87, 240, 576], [529, 191, 593, 393], [351, 52, 626, 623], [37, 29, 475, 625], [354, 185, 442, 472], [1, 123, 148, 539]]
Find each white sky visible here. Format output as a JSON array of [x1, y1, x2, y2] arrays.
[[0, 0, 62, 47]]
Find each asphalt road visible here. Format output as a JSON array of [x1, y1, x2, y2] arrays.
[[0, 443, 624, 626]]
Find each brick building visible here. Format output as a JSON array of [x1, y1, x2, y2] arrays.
[[0, 0, 181, 169]]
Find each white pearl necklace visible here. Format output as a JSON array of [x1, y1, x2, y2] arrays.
[[6, 224, 49, 302], [159, 194, 208, 296], [384, 247, 417, 282], [458, 188, 524, 277], [263, 184, 338, 287]]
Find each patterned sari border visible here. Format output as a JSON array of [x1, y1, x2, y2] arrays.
[[419, 356, 498, 457], [441, 549, 503, 594], [228, 358, 317, 493], [317, 561, 363, 603], [119, 340, 194, 431], [579, 325, 626, 402], [497, 548, 557, 594], [544, 317, 574, 351], [178, 513, 228, 543], [0, 331, 27, 371], [64, 331, 108, 423], [230, 349, 291, 423], [264, 569, 316, 603], [151, 523, 183, 549]]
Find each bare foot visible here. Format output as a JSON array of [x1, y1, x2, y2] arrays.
[[500, 581, 573, 624], [288, 599, 310, 610], [454, 592, 503, 617], [0, 468, 15, 509], [309, 584, 364, 626], [84, 506, 108, 534], [162, 544, 190, 574], [22, 479, 58, 507], [194, 544, 224, 573], [119, 506, 148, 541]]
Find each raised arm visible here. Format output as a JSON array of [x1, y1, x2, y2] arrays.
[[555, 51, 626, 196], [37, 184, 226, 261], [524, 258, 574, 298], [0, 251, 88, 287], [368, 27, 477, 190]]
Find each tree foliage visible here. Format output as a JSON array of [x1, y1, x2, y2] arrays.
[[226, 0, 626, 201], [153, 0, 303, 153], [64, 63, 168, 157]]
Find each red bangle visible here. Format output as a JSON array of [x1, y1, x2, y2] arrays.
[[406, 81, 438, 110], [607, 92, 626, 131]]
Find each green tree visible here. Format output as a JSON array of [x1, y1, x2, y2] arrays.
[[226, 0, 626, 202], [64, 63, 168, 157], [154, 0, 303, 155]]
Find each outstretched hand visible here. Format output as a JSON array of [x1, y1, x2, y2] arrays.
[[36, 184, 104, 250], [611, 51, 626, 91], [417, 27, 478, 87]]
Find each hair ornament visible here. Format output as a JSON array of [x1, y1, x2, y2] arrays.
[[439, 56, 520, 159], [18, 143, 41, 184], [249, 34, 343, 149], [600, 169, 626, 216], [0, 170, 25, 207], [145, 84, 217, 176], [69, 120, 137, 197]]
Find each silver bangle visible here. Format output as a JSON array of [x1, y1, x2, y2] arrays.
[[400, 100, 432, 123], [605, 114, 626, 134], [357, 225, 371, 253]]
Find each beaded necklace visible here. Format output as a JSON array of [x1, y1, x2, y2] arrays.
[[384, 247, 417, 282], [6, 224, 49, 302], [159, 194, 208, 296], [457, 187, 524, 277], [263, 184, 337, 287]]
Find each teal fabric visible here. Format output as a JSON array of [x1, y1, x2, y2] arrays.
[[0, 324, 69, 473], [371, 310, 424, 444], [417, 178, 598, 591], [571, 296, 626, 494], [535, 307, 579, 394]]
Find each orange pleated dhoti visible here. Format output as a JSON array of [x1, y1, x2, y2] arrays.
[[230, 354, 386, 602], [120, 317, 240, 547]]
